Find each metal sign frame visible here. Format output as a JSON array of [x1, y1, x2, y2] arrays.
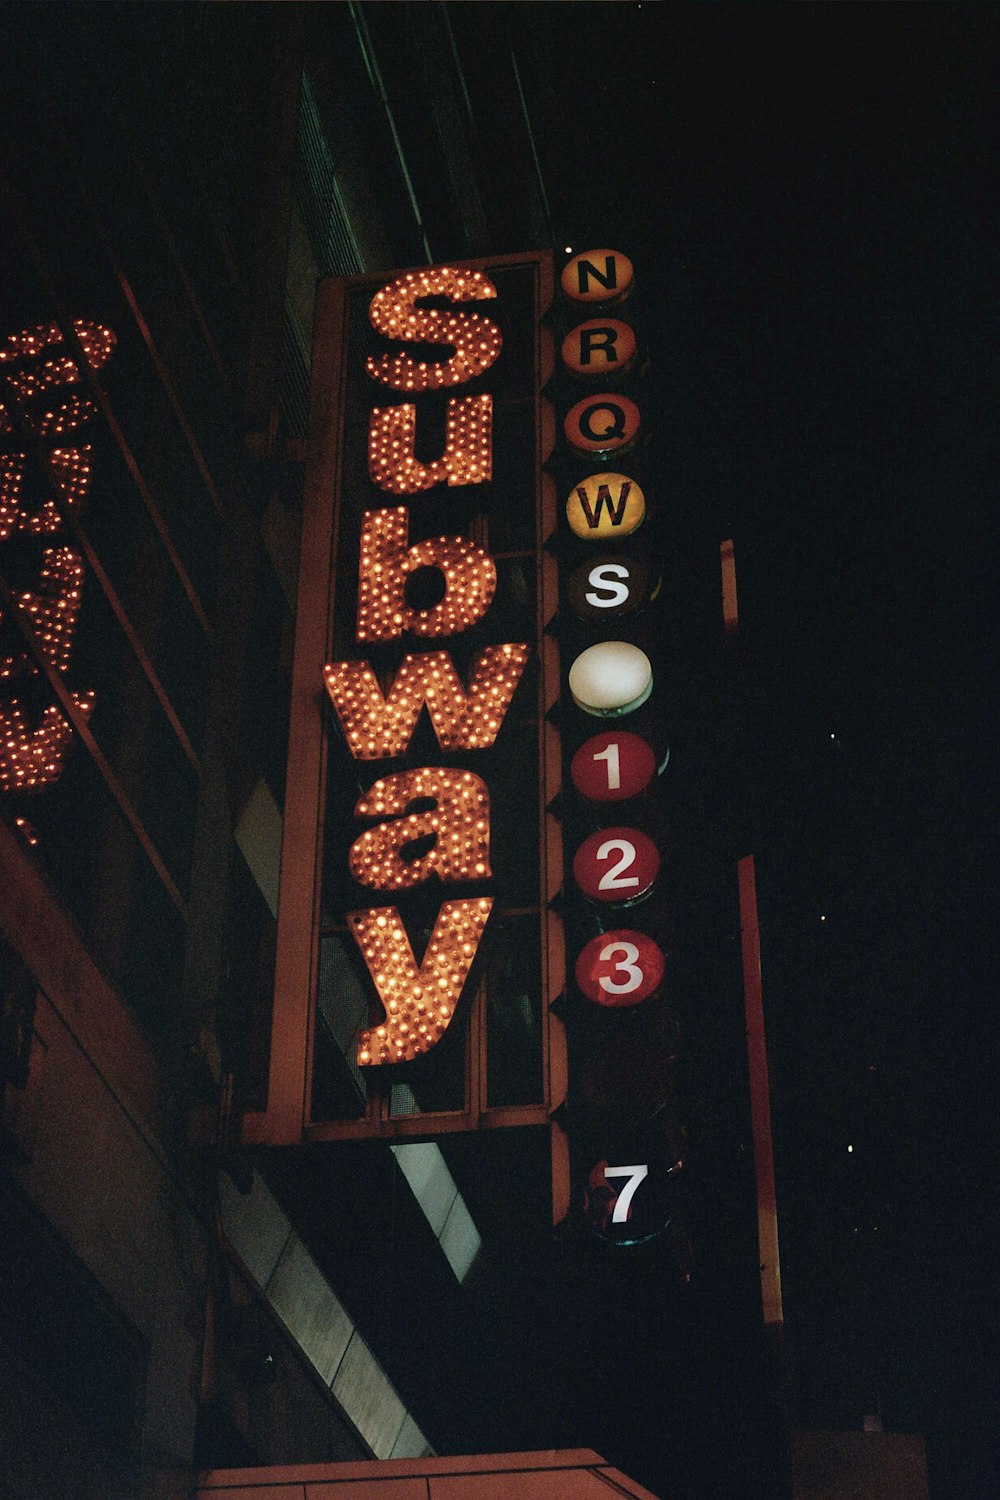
[[242, 252, 566, 1153]]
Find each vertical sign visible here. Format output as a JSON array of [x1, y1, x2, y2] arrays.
[[0, 322, 114, 805], [554, 249, 688, 1255], [244, 254, 566, 1151]]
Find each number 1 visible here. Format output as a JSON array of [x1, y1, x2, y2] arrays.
[[593, 741, 620, 790]]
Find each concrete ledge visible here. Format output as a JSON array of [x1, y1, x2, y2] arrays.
[[196, 1449, 662, 1499]]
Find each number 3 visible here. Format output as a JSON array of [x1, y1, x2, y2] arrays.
[[598, 939, 643, 993], [596, 837, 639, 890]]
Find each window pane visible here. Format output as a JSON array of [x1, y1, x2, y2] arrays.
[[486, 913, 543, 1108]]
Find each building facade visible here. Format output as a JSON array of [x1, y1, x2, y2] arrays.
[[0, 8, 783, 1498]]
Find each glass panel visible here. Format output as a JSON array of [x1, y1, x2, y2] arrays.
[[1, 747, 185, 1037], [311, 932, 369, 1121], [0, 1177, 147, 1466], [90, 328, 223, 617], [68, 554, 200, 895], [486, 912, 543, 1108], [386, 1002, 467, 1116], [119, 844, 188, 1043], [219, 846, 277, 1115], [0, 99, 225, 625], [311, 923, 470, 1122], [238, 557, 293, 804]]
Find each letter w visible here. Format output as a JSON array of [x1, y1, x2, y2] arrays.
[[577, 479, 632, 529], [324, 644, 529, 760]]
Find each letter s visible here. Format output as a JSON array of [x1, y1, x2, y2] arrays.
[[366, 266, 502, 391], [585, 562, 631, 609]]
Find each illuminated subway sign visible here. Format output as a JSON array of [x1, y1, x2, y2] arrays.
[[248, 251, 560, 1149], [323, 266, 530, 1068]]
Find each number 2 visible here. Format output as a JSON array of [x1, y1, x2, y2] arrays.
[[604, 1164, 648, 1222], [596, 837, 639, 890]]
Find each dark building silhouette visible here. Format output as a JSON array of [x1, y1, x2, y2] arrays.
[[0, 8, 789, 1499]]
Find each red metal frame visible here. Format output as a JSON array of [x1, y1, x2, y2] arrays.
[[196, 1449, 663, 1500], [722, 536, 783, 1329], [243, 252, 564, 1150], [738, 853, 783, 1328]]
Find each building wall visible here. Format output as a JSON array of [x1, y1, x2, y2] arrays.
[[2, 9, 786, 1498], [792, 1431, 929, 1500], [0, 7, 445, 1494]]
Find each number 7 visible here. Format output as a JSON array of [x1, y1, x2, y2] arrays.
[[604, 1164, 648, 1223]]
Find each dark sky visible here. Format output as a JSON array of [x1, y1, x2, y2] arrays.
[[499, 6, 998, 1495]]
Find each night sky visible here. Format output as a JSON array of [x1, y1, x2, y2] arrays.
[[499, 5, 997, 1496]]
